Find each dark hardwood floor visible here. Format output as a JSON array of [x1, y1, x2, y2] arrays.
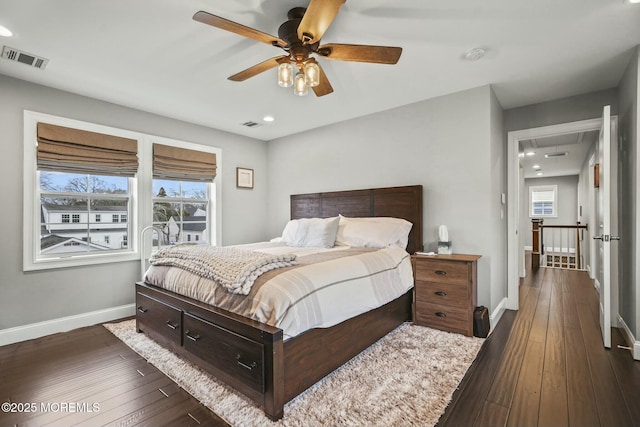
[[3, 256, 639, 426], [438, 254, 640, 427], [0, 322, 229, 427]]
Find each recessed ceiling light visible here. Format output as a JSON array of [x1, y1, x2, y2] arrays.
[[0, 25, 13, 37], [465, 47, 486, 61], [536, 172, 544, 176], [262, 115, 275, 123], [625, 0, 640, 4], [525, 151, 535, 156], [533, 164, 541, 170]]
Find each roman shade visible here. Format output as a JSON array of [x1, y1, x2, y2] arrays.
[[37, 122, 138, 176], [153, 144, 217, 182]]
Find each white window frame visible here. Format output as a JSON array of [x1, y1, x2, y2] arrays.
[[529, 184, 558, 218], [23, 111, 222, 271], [145, 135, 220, 251]]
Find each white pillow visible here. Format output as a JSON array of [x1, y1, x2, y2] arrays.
[[281, 217, 340, 248], [336, 215, 413, 249]]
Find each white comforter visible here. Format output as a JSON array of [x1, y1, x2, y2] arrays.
[[144, 242, 414, 340]]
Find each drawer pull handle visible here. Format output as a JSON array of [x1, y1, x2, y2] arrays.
[[236, 354, 257, 371], [137, 306, 148, 314], [185, 331, 200, 342], [435, 291, 447, 297], [435, 270, 447, 276], [435, 312, 447, 318], [166, 321, 179, 330]]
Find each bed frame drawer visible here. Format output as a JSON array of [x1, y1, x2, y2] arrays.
[[183, 312, 265, 394], [136, 292, 182, 346]]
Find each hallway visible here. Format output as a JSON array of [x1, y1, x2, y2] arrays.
[[438, 257, 640, 427]]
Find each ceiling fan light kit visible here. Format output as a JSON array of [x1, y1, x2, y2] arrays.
[[278, 62, 293, 87], [193, 0, 402, 97]]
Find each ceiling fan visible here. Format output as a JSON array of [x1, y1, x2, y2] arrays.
[[193, 0, 402, 97]]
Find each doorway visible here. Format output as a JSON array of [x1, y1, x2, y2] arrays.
[[507, 117, 605, 311]]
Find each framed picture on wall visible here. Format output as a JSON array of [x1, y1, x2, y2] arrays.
[[236, 167, 254, 189]]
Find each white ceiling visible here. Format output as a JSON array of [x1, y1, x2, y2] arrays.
[[519, 131, 598, 179], [0, 0, 639, 142]]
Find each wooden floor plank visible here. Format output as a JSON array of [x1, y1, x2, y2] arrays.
[[0, 325, 229, 427], [538, 372, 569, 427], [439, 253, 637, 427], [474, 400, 509, 427], [505, 339, 545, 427], [437, 310, 517, 427], [574, 277, 633, 427], [562, 271, 601, 427], [609, 328, 640, 426], [484, 283, 541, 408]]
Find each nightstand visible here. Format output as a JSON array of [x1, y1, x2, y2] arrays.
[[412, 253, 480, 336]]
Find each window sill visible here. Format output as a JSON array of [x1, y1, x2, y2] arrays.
[[23, 251, 140, 272]]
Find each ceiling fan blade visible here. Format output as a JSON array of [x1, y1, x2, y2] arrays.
[[317, 43, 402, 64], [193, 11, 287, 48], [228, 55, 289, 82], [309, 60, 334, 97], [297, 0, 346, 45]]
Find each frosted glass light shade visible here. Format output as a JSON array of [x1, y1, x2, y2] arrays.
[[293, 72, 308, 96], [304, 62, 320, 87], [277, 62, 293, 87]]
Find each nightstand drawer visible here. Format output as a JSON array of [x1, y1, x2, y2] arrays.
[[415, 280, 468, 308], [414, 259, 469, 286], [414, 302, 469, 336]]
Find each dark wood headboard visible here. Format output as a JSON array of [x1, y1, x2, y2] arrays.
[[290, 185, 423, 254]]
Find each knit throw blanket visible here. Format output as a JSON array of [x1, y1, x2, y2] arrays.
[[148, 245, 297, 295]]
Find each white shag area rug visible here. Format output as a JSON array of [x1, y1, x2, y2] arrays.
[[104, 320, 483, 427]]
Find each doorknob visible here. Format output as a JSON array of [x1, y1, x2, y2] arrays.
[[593, 235, 603, 240], [611, 235, 620, 241]]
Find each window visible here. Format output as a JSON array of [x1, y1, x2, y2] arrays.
[[530, 185, 558, 217], [40, 171, 132, 256], [152, 180, 209, 245], [151, 143, 216, 246], [24, 111, 221, 271]]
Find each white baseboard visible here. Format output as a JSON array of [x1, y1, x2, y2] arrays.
[[490, 297, 508, 331], [617, 315, 640, 361], [0, 304, 136, 347]]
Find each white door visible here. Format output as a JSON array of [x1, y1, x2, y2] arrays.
[[594, 105, 618, 349]]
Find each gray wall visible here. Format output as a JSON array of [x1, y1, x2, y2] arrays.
[[617, 46, 639, 337], [266, 85, 507, 313], [0, 74, 269, 329], [505, 88, 618, 133], [521, 175, 579, 248]]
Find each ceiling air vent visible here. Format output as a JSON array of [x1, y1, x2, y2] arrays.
[[1, 46, 49, 69], [241, 121, 262, 128], [544, 152, 568, 158]]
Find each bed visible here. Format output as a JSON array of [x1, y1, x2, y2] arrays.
[[135, 185, 423, 420]]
